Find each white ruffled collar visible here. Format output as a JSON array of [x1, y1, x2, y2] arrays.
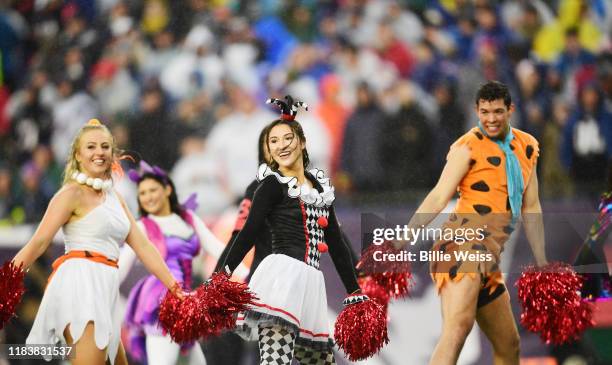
[[257, 164, 335, 207]]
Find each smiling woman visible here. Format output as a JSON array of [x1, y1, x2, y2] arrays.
[[11, 119, 185, 365], [213, 96, 375, 365], [118, 161, 241, 365]]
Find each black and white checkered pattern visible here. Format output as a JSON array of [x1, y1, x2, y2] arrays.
[[342, 294, 370, 307], [258, 326, 296, 365], [302, 203, 330, 269], [294, 346, 336, 365]]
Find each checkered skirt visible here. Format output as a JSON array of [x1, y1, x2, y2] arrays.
[[236, 254, 332, 351]]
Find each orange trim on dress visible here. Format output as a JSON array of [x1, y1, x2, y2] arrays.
[[47, 250, 118, 287]]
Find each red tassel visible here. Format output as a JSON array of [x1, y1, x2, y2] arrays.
[[0, 261, 26, 329], [358, 276, 390, 310], [357, 242, 412, 299], [515, 262, 595, 345], [334, 300, 388, 361], [158, 273, 257, 343]]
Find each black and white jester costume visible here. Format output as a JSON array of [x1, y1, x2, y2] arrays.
[[216, 163, 360, 364]]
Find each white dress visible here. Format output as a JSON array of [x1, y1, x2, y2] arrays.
[[27, 189, 131, 364]]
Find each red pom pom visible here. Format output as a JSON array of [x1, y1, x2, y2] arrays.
[[0, 261, 26, 330], [334, 300, 388, 361], [515, 262, 595, 345], [159, 273, 258, 343], [317, 242, 328, 253], [358, 276, 390, 310], [317, 216, 328, 228], [159, 284, 214, 343], [357, 242, 412, 299]]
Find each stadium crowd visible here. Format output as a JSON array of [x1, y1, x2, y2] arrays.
[[0, 0, 610, 220]]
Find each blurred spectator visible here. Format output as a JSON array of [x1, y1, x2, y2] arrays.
[[13, 162, 49, 223], [140, 0, 170, 36], [50, 78, 98, 164], [0, 163, 17, 226], [30, 144, 62, 199], [0, 0, 609, 227], [90, 55, 139, 118], [387, 1, 424, 46], [557, 0, 603, 53], [561, 83, 612, 193], [282, 4, 317, 43], [174, 93, 216, 142], [433, 79, 466, 171], [412, 41, 445, 93], [472, 4, 511, 58], [382, 81, 434, 190], [136, 28, 179, 79], [514, 59, 551, 143], [333, 39, 397, 105], [541, 98, 574, 198], [171, 136, 232, 217], [447, 15, 477, 63], [6, 72, 56, 161], [128, 81, 177, 170], [555, 27, 596, 78], [316, 74, 349, 175], [374, 22, 416, 78], [160, 25, 224, 100], [0, 5, 27, 88], [339, 82, 386, 193], [192, 84, 275, 213], [222, 16, 261, 92]]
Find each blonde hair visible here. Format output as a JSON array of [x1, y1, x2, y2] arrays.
[[62, 119, 121, 185]]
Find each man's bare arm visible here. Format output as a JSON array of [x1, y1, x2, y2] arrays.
[[521, 169, 548, 266]]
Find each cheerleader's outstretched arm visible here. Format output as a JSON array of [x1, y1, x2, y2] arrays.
[[13, 184, 79, 269], [117, 193, 183, 296]]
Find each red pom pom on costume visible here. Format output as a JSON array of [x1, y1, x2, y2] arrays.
[[159, 273, 258, 343], [334, 299, 388, 361], [358, 276, 390, 310], [0, 261, 26, 329], [515, 262, 594, 345], [317, 242, 328, 253], [357, 242, 412, 299], [317, 216, 328, 228]]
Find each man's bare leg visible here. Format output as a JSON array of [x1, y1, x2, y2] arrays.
[[476, 290, 520, 365], [429, 276, 480, 365]]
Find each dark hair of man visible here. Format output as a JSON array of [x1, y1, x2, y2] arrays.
[[475, 80, 512, 108]]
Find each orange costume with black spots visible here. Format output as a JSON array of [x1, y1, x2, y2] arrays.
[[430, 127, 539, 306]]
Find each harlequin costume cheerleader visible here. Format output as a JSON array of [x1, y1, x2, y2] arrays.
[[213, 97, 384, 365], [120, 161, 249, 365], [26, 171, 129, 363]]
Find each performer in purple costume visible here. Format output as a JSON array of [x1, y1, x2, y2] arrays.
[[118, 161, 248, 365]]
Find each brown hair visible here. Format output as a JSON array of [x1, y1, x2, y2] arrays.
[[264, 119, 310, 171]]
